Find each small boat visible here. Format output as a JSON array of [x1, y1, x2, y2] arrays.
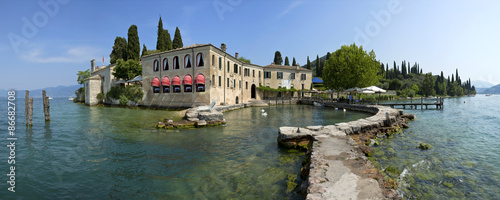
[[69, 97, 74, 100], [485, 94, 491, 96], [313, 102, 324, 107], [48, 97, 53, 100]]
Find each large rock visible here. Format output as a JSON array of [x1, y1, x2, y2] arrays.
[[198, 111, 224, 122]]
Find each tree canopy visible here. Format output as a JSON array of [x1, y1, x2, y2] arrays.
[[322, 43, 381, 91], [141, 44, 147, 57], [284, 56, 290, 66], [307, 56, 311, 70], [156, 17, 166, 51], [76, 69, 91, 85], [113, 59, 142, 81], [238, 57, 251, 64], [274, 51, 283, 65], [110, 37, 127, 64], [292, 57, 296, 66], [421, 73, 436, 96], [172, 27, 183, 49], [126, 25, 140, 60]]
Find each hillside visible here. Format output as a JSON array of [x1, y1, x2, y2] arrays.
[[482, 84, 500, 94], [472, 80, 494, 88], [0, 85, 81, 97]]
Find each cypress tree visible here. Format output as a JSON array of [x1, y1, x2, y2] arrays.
[[126, 25, 140, 61], [156, 17, 166, 51], [380, 63, 385, 76], [319, 60, 325, 77], [386, 64, 389, 79], [274, 51, 283, 65], [284, 56, 290, 66], [326, 52, 331, 60], [306, 56, 311, 69], [172, 27, 183, 49], [316, 55, 320, 76], [163, 30, 173, 50], [110, 36, 127, 64], [420, 68, 423, 74], [292, 57, 296, 66], [141, 44, 147, 57], [408, 62, 410, 75]]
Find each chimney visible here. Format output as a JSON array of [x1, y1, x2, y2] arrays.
[[221, 43, 227, 52], [271, 62, 275, 65], [235, 52, 239, 59], [296, 65, 300, 70], [91, 59, 95, 72]]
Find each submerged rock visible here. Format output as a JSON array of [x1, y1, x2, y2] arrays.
[[418, 143, 432, 150]]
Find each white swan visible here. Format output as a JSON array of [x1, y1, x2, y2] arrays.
[[261, 109, 265, 112], [262, 112, 268, 116], [343, 108, 346, 112]]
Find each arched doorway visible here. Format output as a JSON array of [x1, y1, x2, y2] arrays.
[[236, 96, 239, 104], [251, 84, 256, 99]]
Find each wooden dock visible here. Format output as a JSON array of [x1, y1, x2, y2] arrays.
[[379, 97, 444, 110]]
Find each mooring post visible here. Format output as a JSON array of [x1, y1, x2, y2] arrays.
[[42, 90, 50, 121], [25, 90, 29, 126], [421, 97, 423, 110], [28, 97, 33, 126]]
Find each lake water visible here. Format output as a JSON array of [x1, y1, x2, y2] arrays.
[[0, 96, 369, 200], [373, 95, 500, 199]]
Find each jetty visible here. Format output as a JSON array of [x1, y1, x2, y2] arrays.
[[379, 97, 444, 110]]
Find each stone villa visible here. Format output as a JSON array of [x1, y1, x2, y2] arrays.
[[85, 43, 312, 107]]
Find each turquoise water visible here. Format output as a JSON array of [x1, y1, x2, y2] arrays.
[[373, 95, 500, 199], [0, 96, 369, 200]]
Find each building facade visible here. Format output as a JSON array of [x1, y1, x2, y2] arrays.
[[84, 59, 117, 105], [141, 43, 312, 108]]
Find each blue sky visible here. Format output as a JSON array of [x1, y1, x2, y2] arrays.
[[1, 0, 500, 90]]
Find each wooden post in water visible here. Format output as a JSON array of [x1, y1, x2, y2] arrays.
[[28, 97, 33, 126], [25, 90, 29, 126], [421, 97, 423, 110], [42, 90, 50, 121]]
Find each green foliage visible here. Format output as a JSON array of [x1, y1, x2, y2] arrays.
[[172, 27, 183, 49], [284, 56, 290, 66], [76, 69, 91, 85], [141, 44, 147, 57], [156, 16, 166, 51], [274, 51, 283, 65], [143, 50, 162, 56], [306, 56, 311, 70], [448, 82, 464, 96], [110, 37, 127, 64], [389, 79, 401, 90], [164, 29, 173, 50], [107, 85, 144, 104], [127, 25, 140, 61], [96, 93, 105, 104], [238, 57, 251, 64], [315, 55, 320, 77], [257, 86, 297, 93], [292, 57, 296, 66], [322, 43, 381, 91], [119, 94, 129, 106], [421, 73, 436, 97], [74, 87, 85, 102], [113, 59, 142, 81]]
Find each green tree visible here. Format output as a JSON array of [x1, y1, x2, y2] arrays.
[[156, 16, 166, 51], [319, 60, 325, 77], [238, 57, 251, 64], [322, 43, 381, 91], [172, 27, 183, 49], [284, 56, 290, 66], [389, 79, 401, 90], [110, 37, 127, 64], [421, 73, 436, 96], [141, 44, 147, 57], [164, 30, 173, 50], [113, 59, 142, 81], [306, 56, 311, 70], [292, 57, 296, 66], [76, 69, 91, 85], [315, 55, 320, 77], [326, 52, 331, 60], [411, 84, 419, 94], [126, 25, 140, 61], [274, 51, 283, 65]]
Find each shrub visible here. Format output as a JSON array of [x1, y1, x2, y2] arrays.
[[107, 85, 144, 104], [96, 93, 105, 104], [119, 94, 129, 106]]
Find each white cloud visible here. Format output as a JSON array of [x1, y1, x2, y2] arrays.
[[278, 1, 303, 18], [21, 46, 102, 64]]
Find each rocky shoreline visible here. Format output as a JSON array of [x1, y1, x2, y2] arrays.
[[156, 104, 246, 129], [278, 101, 415, 199]]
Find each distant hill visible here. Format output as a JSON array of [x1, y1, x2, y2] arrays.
[[482, 84, 500, 94], [472, 80, 494, 88], [0, 85, 81, 97], [476, 88, 489, 94]]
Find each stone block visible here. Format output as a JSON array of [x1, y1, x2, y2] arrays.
[[198, 111, 224, 122]]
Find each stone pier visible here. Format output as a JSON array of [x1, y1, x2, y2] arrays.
[[278, 101, 414, 199]]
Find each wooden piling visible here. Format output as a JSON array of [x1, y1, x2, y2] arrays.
[[42, 90, 50, 121], [28, 97, 33, 126], [25, 90, 29, 126]]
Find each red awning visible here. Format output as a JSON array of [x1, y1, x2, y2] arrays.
[[183, 75, 192, 85], [172, 76, 181, 85], [161, 76, 170, 86], [151, 77, 160, 87], [194, 74, 205, 84]]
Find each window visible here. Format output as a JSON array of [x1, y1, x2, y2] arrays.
[[183, 74, 192, 92], [234, 64, 238, 74], [184, 54, 192, 68], [151, 77, 160, 93], [301, 74, 306, 80], [196, 53, 204, 67], [227, 61, 230, 72], [244, 68, 250, 77], [246, 81, 248, 89], [291, 73, 295, 80], [227, 77, 229, 88], [173, 56, 180, 69], [259, 71, 261, 78], [239, 80, 241, 89], [153, 60, 159, 72], [212, 55, 215, 66], [219, 76, 221, 87], [161, 76, 170, 93], [264, 71, 271, 79], [252, 70, 255, 77], [277, 72, 283, 79], [162, 58, 169, 71], [233, 79, 236, 89], [212, 75, 215, 86], [219, 57, 222, 70], [172, 76, 181, 93], [195, 74, 205, 92]]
